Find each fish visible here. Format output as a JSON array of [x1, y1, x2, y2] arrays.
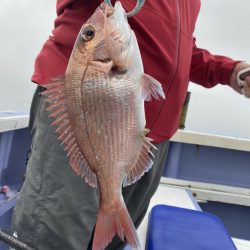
[[42, 2, 165, 249]]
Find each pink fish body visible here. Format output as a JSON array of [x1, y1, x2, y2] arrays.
[[43, 2, 165, 249]]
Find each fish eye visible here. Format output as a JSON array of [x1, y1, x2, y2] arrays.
[[82, 25, 95, 41]]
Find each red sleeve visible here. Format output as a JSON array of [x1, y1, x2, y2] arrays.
[[189, 38, 240, 88], [56, 0, 75, 16]]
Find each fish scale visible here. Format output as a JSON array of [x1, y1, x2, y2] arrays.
[[82, 68, 138, 171]]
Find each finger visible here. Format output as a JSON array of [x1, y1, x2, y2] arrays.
[[242, 85, 250, 98], [231, 80, 242, 94], [239, 71, 250, 79], [245, 76, 250, 87]]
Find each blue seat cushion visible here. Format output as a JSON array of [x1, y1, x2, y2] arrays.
[[146, 205, 236, 250]]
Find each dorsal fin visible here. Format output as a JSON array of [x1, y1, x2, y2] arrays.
[[42, 77, 97, 188], [123, 136, 157, 187]]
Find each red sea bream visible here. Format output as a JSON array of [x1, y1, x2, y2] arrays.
[[43, 2, 165, 249]]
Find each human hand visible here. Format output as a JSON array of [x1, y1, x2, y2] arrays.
[[229, 62, 250, 98]]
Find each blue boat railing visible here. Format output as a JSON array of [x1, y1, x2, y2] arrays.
[[1, 111, 250, 249], [0, 111, 32, 250], [161, 130, 250, 243]]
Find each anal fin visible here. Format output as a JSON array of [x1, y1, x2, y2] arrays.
[[123, 135, 156, 187]]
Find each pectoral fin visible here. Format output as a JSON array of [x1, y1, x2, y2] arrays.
[[141, 73, 165, 101]]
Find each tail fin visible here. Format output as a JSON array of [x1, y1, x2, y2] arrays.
[[92, 201, 141, 250]]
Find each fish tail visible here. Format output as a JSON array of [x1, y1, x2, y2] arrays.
[[92, 201, 141, 250]]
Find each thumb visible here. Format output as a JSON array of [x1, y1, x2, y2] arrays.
[[229, 62, 250, 94]]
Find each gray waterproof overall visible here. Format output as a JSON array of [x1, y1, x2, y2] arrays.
[[11, 86, 169, 250]]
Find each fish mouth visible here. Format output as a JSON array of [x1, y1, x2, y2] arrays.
[[100, 2, 114, 17], [95, 2, 131, 73], [109, 2, 131, 64]]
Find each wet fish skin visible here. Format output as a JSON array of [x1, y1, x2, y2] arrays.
[[43, 2, 165, 250]]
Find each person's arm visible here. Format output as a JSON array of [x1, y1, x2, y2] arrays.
[[189, 38, 239, 88], [189, 38, 250, 97]]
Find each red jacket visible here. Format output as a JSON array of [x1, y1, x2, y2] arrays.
[[32, 0, 238, 142]]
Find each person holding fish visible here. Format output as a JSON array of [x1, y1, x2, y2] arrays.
[[11, 1, 250, 250]]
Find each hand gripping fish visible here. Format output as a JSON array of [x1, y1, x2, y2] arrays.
[[43, 2, 165, 249]]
